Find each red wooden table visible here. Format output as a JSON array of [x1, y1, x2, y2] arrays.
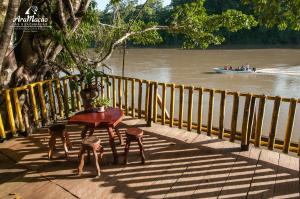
[[68, 107, 124, 164]]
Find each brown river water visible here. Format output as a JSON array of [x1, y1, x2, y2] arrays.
[[100, 48, 300, 142]]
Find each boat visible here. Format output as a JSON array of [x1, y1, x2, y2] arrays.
[[213, 67, 256, 74]]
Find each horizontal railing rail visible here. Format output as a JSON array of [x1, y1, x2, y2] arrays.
[[0, 74, 299, 156]]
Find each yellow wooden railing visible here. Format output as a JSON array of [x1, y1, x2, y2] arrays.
[[0, 74, 299, 156]]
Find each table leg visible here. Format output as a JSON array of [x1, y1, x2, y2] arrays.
[[115, 127, 124, 146], [107, 126, 118, 164]]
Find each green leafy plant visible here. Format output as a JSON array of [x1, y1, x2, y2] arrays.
[[92, 97, 112, 108], [69, 68, 108, 91]]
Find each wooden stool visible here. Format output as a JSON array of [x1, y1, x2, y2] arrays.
[[48, 124, 72, 160], [78, 136, 104, 176], [124, 128, 145, 164]]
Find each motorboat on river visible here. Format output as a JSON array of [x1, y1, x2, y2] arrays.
[[213, 65, 256, 74]]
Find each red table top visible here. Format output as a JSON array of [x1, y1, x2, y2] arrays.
[[68, 107, 124, 128]]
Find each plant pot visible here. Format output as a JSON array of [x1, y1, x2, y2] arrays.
[[80, 88, 97, 110], [97, 106, 105, 112]]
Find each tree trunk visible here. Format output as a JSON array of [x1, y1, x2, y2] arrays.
[[0, 0, 20, 73]]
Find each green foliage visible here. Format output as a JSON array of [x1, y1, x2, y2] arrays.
[[92, 97, 112, 107], [130, 21, 163, 45], [170, 0, 257, 48], [244, 0, 300, 30], [69, 68, 107, 91]]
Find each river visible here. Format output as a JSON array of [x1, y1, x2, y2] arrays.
[[103, 48, 300, 142]]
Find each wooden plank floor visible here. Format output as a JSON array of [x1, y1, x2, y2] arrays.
[[0, 117, 299, 199]]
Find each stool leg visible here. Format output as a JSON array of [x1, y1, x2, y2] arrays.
[[92, 148, 101, 176], [48, 135, 56, 159], [124, 138, 131, 164], [99, 146, 104, 161], [78, 147, 86, 175], [61, 136, 69, 160], [87, 149, 91, 163], [108, 127, 118, 164], [137, 138, 145, 164]]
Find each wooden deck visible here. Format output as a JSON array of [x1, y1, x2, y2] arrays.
[[0, 117, 299, 199]]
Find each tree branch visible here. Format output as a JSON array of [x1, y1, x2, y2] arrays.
[[98, 25, 169, 63], [58, 0, 67, 32], [66, 0, 76, 22], [48, 0, 92, 62]]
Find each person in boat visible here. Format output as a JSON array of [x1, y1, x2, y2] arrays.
[[224, 66, 228, 70], [229, 66, 233, 70], [253, 67, 256, 72], [244, 64, 250, 71]]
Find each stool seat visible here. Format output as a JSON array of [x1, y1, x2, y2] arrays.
[[82, 136, 100, 147], [124, 128, 145, 164], [126, 127, 143, 138], [49, 124, 65, 133], [48, 124, 71, 160], [78, 136, 104, 176]]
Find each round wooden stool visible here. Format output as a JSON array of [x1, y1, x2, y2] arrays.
[[78, 136, 104, 176], [48, 124, 72, 160], [124, 128, 145, 164]]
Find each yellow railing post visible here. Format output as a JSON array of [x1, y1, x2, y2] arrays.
[[4, 90, 16, 134], [187, 86, 194, 131], [170, 84, 175, 127], [218, 90, 226, 139], [0, 113, 6, 139], [230, 92, 239, 142], [28, 85, 39, 126], [101, 77, 105, 98], [125, 78, 129, 115], [47, 81, 56, 119], [118, 77, 123, 109], [207, 89, 215, 136], [131, 79, 135, 117], [179, 85, 184, 129], [241, 94, 252, 151], [112, 76, 116, 108], [38, 83, 47, 123], [62, 79, 69, 118], [69, 79, 76, 112], [268, 96, 281, 150], [197, 87, 203, 133], [13, 89, 25, 132], [283, 98, 297, 153], [73, 76, 81, 111], [255, 95, 266, 147], [161, 83, 166, 125], [138, 79, 142, 118], [106, 76, 111, 99], [153, 82, 158, 122], [55, 80, 64, 117], [147, 82, 153, 127], [145, 81, 150, 120]]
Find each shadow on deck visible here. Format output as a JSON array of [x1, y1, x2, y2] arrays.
[[0, 117, 299, 199]]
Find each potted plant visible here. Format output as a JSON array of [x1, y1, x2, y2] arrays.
[[92, 97, 112, 112], [71, 68, 105, 110]]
